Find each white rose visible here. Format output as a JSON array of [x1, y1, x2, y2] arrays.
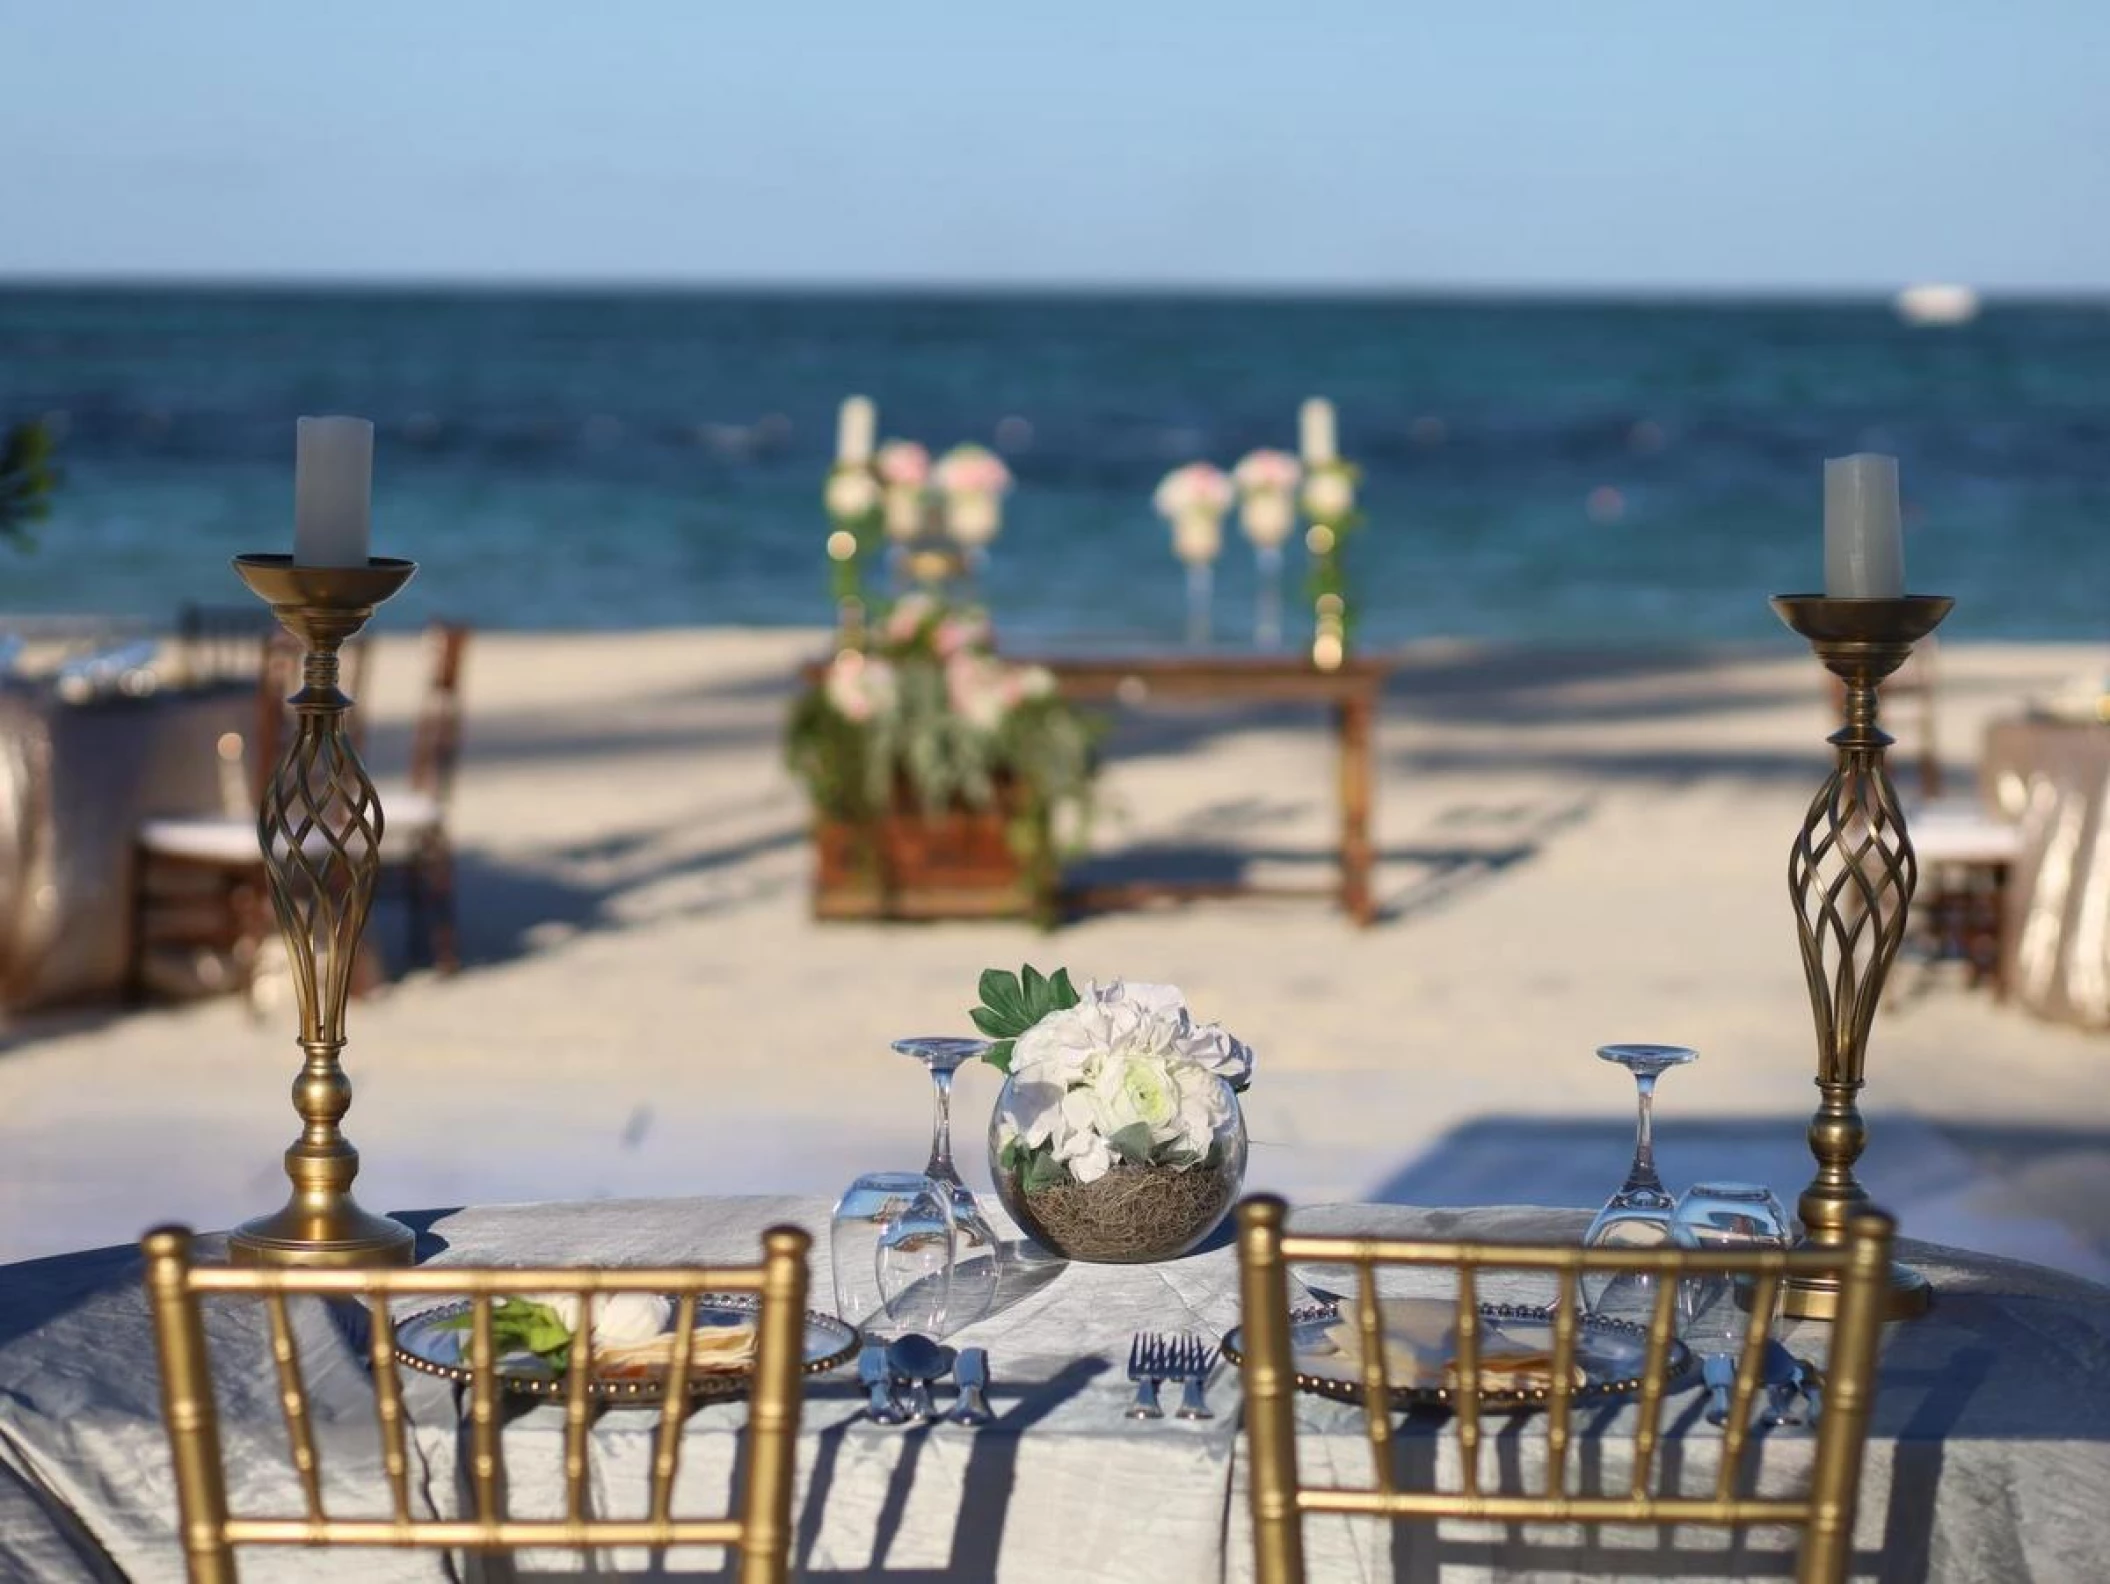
[[1172, 1063, 1233, 1157], [945, 490, 1002, 548], [1240, 489, 1296, 549], [1002, 1076, 1071, 1150], [1011, 1006, 1099, 1087], [590, 1293, 674, 1346], [1093, 1053, 1181, 1141], [1171, 1020, 1254, 1090], [514, 1291, 672, 1346], [1089, 979, 1190, 1021], [1056, 1127, 1113, 1185], [824, 467, 880, 520]]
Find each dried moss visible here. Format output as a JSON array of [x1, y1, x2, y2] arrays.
[[1004, 1161, 1237, 1264]]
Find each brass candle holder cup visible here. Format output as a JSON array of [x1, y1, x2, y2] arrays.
[[1772, 593, 1952, 1320], [227, 553, 418, 1268]]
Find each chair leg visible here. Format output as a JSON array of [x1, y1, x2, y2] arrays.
[[126, 846, 152, 1005], [424, 837, 461, 975]]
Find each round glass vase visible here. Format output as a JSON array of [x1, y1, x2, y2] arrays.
[[987, 1071, 1248, 1264]]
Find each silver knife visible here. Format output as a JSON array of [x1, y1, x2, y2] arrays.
[[859, 1344, 906, 1424], [948, 1346, 994, 1426]]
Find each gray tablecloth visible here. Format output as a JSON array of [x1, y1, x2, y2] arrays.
[[0, 679, 252, 1009], [1984, 717, 2110, 1028], [0, 1198, 2105, 1583]]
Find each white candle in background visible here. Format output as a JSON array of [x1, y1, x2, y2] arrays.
[[836, 396, 877, 465], [1299, 397, 1338, 465], [1823, 453, 1905, 598], [293, 416, 372, 567]]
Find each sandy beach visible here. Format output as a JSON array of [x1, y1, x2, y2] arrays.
[[2, 630, 2106, 1280]]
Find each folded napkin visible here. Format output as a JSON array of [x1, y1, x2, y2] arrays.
[[1320, 1298, 1582, 1393], [594, 1317, 757, 1378]]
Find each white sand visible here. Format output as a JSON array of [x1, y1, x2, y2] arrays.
[[3, 631, 2107, 1279]]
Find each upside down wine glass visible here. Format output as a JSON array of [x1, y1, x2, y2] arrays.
[[891, 1036, 1002, 1322], [1581, 1042, 1699, 1320]]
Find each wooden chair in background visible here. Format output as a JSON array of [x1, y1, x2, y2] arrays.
[[128, 623, 468, 1004], [141, 1223, 811, 1584], [1234, 1196, 1893, 1584]]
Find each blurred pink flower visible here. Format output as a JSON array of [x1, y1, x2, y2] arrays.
[[1153, 462, 1233, 519], [875, 439, 930, 488], [933, 443, 1013, 497], [933, 609, 993, 658], [824, 651, 898, 723], [884, 592, 940, 645], [1233, 449, 1302, 494]]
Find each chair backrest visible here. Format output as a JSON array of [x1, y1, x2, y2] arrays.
[[141, 1223, 811, 1584], [1235, 1197, 1892, 1584], [408, 622, 470, 805], [176, 604, 279, 688]]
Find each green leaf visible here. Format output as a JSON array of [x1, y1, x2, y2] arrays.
[[977, 968, 1028, 1031], [981, 1039, 1015, 1074], [1106, 1122, 1155, 1164], [1019, 1147, 1070, 1194], [968, 1005, 1011, 1040], [1020, 963, 1048, 1008], [1048, 968, 1080, 1010], [436, 1297, 576, 1372]]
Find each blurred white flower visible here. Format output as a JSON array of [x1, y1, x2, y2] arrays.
[[824, 466, 880, 520]]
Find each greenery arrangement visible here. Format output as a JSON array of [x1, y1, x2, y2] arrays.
[[785, 594, 1098, 901], [0, 419, 61, 548]]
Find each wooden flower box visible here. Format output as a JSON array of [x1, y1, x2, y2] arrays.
[[811, 797, 1047, 921]]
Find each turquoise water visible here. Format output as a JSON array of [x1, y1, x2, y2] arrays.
[[1, 286, 2105, 644]]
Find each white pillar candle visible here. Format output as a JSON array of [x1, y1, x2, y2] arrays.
[[1299, 397, 1338, 466], [1823, 453, 1905, 598], [293, 416, 373, 568], [835, 396, 876, 465]]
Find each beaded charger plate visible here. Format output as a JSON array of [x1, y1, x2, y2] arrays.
[[1221, 1301, 1693, 1411], [393, 1294, 858, 1405]]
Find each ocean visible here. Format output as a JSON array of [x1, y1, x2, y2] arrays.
[[1, 286, 2105, 646]]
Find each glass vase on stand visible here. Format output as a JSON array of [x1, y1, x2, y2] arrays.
[[1185, 563, 1214, 649], [1580, 1042, 1698, 1320], [891, 1037, 1002, 1321], [1254, 545, 1285, 651]]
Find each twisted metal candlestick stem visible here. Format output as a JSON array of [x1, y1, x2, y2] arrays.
[[228, 554, 416, 1268], [1772, 594, 1950, 1320]]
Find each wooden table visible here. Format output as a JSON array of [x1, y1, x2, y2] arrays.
[[1030, 654, 1390, 926]]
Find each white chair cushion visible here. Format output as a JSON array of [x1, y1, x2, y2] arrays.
[[1910, 798, 2024, 865], [136, 816, 260, 863], [140, 794, 441, 866]]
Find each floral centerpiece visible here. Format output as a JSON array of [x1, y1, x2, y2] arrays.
[[787, 595, 1096, 919], [973, 966, 1252, 1262], [932, 443, 1013, 551], [875, 438, 932, 543], [1232, 448, 1303, 551], [1153, 461, 1234, 567]]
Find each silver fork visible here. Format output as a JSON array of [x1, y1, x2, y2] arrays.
[[1165, 1333, 1220, 1420], [1125, 1332, 1168, 1419]]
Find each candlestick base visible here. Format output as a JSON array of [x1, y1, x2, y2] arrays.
[[1782, 1259, 1930, 1322], [229, 1200, 414, 1269]]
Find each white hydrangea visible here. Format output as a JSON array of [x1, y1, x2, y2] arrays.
[[998, 979, 1252, 1185]]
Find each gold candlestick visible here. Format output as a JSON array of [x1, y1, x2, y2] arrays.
[[227, 553, 417, 1268], [1772, 593, 1951, 1320]]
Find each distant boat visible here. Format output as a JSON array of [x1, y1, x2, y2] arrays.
[[1895, 284, 1980, 326]]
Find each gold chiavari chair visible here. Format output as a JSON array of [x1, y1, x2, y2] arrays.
[[1235, 1196, 1893, 1584], [141, 1224, 811, 1584]]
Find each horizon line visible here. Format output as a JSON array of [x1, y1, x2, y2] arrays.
[[2, 271, 2102, 305]]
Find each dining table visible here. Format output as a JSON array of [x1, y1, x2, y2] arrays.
[[0, 1197, 2104, 1583], [1982, 713, 2110, 1028], [0, 673, 254, 1010]]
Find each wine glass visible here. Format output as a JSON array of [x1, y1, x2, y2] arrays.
[[830, 1171, 956, 1340], [1581, 1043, 1698, 1320], [891, 1036, 1002, 1322], [1673, 1181, 1793, 1357]]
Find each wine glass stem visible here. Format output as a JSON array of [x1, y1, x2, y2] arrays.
[[925, 1067, 957, 1185], [1624, 1072, 1664, 1194]]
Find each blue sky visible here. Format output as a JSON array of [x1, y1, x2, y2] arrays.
[[4, 0, 2105, 290]]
